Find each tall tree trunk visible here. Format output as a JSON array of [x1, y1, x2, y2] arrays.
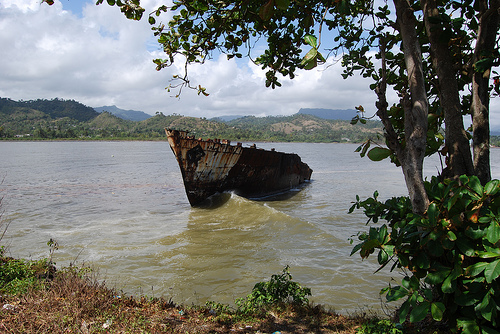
[[421, 0, 474, 179], [472, 0, 499, 185], [393, 0, 430, 215]]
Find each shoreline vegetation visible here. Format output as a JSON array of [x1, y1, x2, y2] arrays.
[[3, 97, 500, 146], [0, 97, 383, 144], [0, 250, 446, 333]]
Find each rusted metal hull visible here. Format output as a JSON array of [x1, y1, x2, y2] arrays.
[[166, 129, 313, 206]]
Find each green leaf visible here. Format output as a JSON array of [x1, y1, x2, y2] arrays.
[[475, 58, 494, 73], [466, 261, 488, 277], [427, 239, 444, 257], [486, 220, 500, 244], [467, 176, 483, 196], [360, 141, 370, 157], [466, 226, 486, 239], [377, 249, 388, 264], [350, 242, 363, 256], [484, 179, 500, 195], [259, 0, 274, 21], [479, 251, 500, 258], [476, 292, 496, 321], [385, 286, 408, 302], [442, 273, 456, 293], [300, 48, 318, 70], [457, 318, 480, 334], [274, 0, 290, 10], [304, 35, 318, 48], [425, 268, 451, 284], [482, 326, 500, 334], [456, 237, 476, 257], [447, 230, 457, 241], [431, 302, 445, 321], [398, 300, 411, 324], [367, 147, 391, 161], [427, 202, 439, 224], [410, 301, 430, 323], [484, 259, 500, 283], [107, 0, 115, 5]]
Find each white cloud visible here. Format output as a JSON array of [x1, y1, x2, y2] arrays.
[[0, 0, 383, 119], [0, 0, 496, 128]]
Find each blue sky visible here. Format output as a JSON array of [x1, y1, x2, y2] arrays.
[[60, 0, 87, 16]]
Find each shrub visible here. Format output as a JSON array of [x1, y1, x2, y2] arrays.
[[356, 318, 403, 334], [350, 175, 500, 334], [0, 257, 53, 294], [235, 266, 311, 314]]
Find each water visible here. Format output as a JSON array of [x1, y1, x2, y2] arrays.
[[1, 141, 499, 314]]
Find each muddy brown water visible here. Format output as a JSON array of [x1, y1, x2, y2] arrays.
[[2, 141, 499, 314]]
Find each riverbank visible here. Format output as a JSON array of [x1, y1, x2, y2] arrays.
[[0, 256, 446, 333], [0, 257, 367, 333]]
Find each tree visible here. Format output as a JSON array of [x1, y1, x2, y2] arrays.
[[42, 0, 500, 331]]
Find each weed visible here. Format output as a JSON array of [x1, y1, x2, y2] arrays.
[[235, 265, 312, 314], [0, 257, 52, 294], [356, 318, 403, 334]]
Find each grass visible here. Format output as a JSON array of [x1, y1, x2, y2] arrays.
[[0, 259, 371, 333], [0, 257, 452, 334]]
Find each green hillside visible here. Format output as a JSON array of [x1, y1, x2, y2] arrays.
[[0, 97, 383, 142]]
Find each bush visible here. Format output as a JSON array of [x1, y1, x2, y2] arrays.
[[356, 318, 403, 334], [350, 175, 500, 333], [235, 266, 311, 314], [0, 257, 53, 294]]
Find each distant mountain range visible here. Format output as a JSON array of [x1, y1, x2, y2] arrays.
[[298, 108, 358, 120], [209, 109, 359, 123], [93, 105, 151, 121], [0, 97, 383, 142]]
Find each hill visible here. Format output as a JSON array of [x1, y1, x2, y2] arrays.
[[223, 113, 381, 142], [0, 97, 99, 122], [94, 105, 151, 121], [298, 108, 358, 120], [0, 97, 382, 142]]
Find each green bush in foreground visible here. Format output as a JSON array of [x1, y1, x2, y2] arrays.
[[351, 175, 500, 333], [0, 256, 53, 295], [356, 318, 403, 334], [235, 265, 312, 314]]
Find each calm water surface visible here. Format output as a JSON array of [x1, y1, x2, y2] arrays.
[[1, 141, 499, 314]]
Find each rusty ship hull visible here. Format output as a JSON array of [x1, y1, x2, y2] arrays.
[[166, 129, 313, 206]]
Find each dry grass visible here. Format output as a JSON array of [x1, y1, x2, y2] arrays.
[[0, 258, 451, 334], [0, 265, 370, 334]]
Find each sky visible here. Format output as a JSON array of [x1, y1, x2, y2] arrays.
[[0, 0, 387, 119], [0, 0, 498, 124]]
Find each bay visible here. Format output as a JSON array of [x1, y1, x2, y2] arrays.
[[1, 141, 498, 314]]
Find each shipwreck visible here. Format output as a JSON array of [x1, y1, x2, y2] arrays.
[[166, 129, 313, 206]]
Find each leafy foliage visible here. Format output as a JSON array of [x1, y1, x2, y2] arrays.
[[355, 318, 403, 334], [0, 257, 53, 295], [350, 176, 500, 333], [235, 266, 311, 314]]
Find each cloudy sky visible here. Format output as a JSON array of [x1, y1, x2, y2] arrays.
[[0, 0, 386, 119], [0, 0, 497, 125]]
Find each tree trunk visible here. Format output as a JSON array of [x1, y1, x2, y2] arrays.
[[393, 0, 430, 215], [472, 0, 499, 185], [421, 0, 474, 179]]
